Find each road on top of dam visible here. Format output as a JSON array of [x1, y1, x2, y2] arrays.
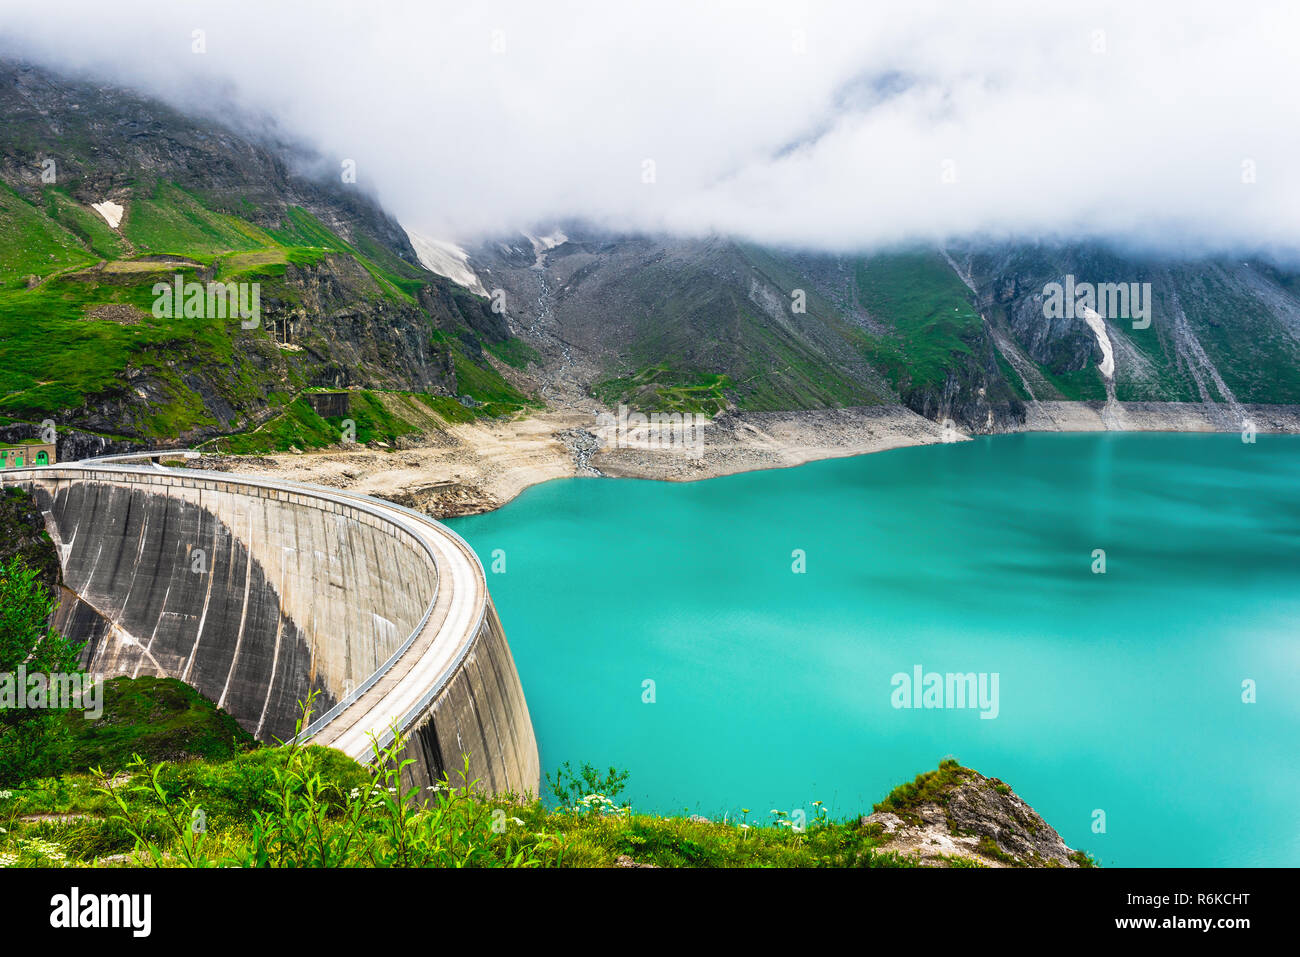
[[304, 484, 486, 760]]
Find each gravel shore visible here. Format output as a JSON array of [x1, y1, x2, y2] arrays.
[[190, 401, 1300, 519]]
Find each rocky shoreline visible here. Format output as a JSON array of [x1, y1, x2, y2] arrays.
[[185, 400, 1300, 519]]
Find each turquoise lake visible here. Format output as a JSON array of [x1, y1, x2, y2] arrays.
[[446, 432, 1300, 867]]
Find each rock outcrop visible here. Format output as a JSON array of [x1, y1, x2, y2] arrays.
[[862, 759, 1092, 868]]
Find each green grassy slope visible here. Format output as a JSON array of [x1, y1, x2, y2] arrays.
[[855, 251, 982, 391], [0, 180, 529, 445], [0, 182, 96, 282], [0, 57, 537, 449], [57, 676, 255, 773]]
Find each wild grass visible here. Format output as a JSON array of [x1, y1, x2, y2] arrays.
[[0, 183, 96, 284], [451, 347, 537, 415], [854, 251, 983, 392], [486, 337, 541, 370], [56, 676, 255, 774], [0, 694, 905, 869], [0, 183, 474, 444], [593, 363, 733, 415]]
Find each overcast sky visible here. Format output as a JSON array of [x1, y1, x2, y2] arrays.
[[3, 0, 1297, 256]]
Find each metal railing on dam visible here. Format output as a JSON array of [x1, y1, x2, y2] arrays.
[[0, 458, 540, 797]]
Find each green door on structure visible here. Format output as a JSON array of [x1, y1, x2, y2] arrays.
[[35, 451, 48, 465]]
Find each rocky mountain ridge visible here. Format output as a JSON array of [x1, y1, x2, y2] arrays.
[[463, 227, 1300, 433]]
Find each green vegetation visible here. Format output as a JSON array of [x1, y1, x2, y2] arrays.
[[601, 245, 885, 412], [268, 206, 427, 303], [0, 264, 235, 431], [486, 337, 541, 370], [0, 488, 61, 589], [9, 100, 1300, 450], [57, 677, 254, 775], [1036, 362, 1108, 402], [451, 347, 537, 416], [855, 252, 983, 392], [0, 182, 96, 283], [208, 398, 334, 454], [0, 556, 84, 786], [210, 393, 406, 455], [415, 394, 479, 424], [873, 757, 976, 827], [0, 185, 327, 434], [593, 363, 733, 415], [122, 183, 270, 258], [993, 350, 1032, 401], [0, 704, 907, 868], [1173, 268, 1300, 404], [333, 391, 422, 444], [546, 761, 630, 810], [41, 187, 128, 260], [0, 666, 1091, 868], [209, 384, 523, 455], [0, 176, 542, 445], [0, 180, 514, 446], [975, 834, 1021, 866]]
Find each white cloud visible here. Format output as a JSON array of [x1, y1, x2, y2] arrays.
[[3, 0, 1297, 255]]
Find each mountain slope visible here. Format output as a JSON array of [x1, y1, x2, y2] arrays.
[[0, 59, 534, 453], [6, 58, 1299, 453], [468, 228, 1300, 432]]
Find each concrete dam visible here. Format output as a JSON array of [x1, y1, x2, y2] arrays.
[[0, 460, 539, 797]]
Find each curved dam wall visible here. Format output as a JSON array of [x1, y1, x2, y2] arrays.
[[1, 465, 539, 796]]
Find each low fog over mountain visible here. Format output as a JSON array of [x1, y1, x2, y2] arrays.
[[3, 0, 1298, 258]]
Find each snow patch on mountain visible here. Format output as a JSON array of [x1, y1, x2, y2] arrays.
[[526, 230, 566, 255], [405, 229, 487, 296], [91, 200, 124, 229], [1079, 305, 1115, 379], [525, 230, 567, 268]]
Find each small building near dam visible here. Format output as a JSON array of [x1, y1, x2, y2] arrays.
[[304, 391, 351, 419], [0, 443, 56, 469]]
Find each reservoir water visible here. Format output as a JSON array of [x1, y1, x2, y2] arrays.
[[447, 432, 1300, 866]]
